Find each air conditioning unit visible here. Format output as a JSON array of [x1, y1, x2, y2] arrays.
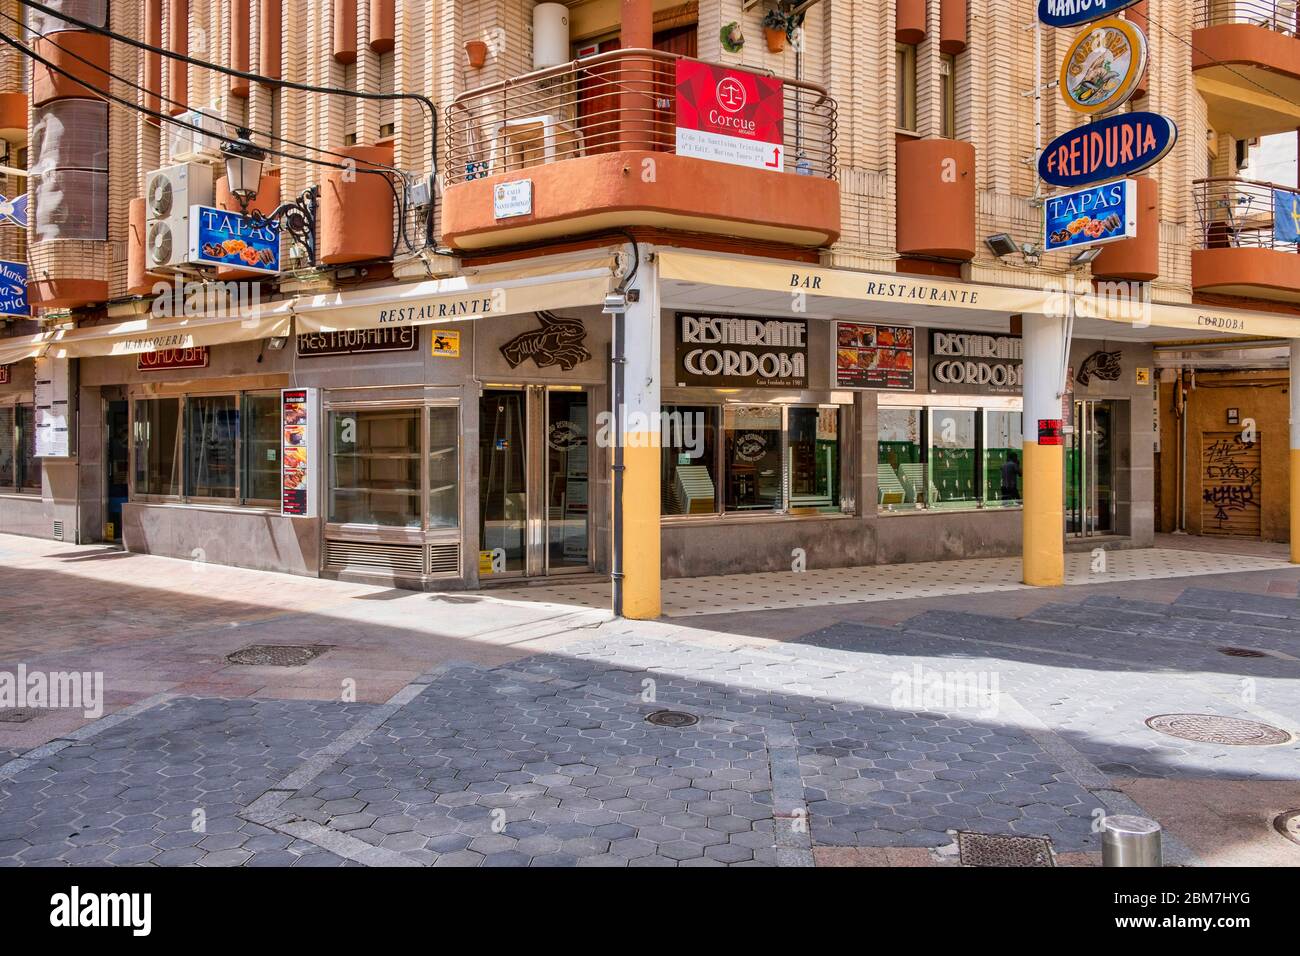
[[145, 163, 214, 269], [168, 107, 225, 163]]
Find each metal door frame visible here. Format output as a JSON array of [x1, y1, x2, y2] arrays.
[[1067, 399, 1115, 537]]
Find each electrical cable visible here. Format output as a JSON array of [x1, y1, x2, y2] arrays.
[[2, 28, 424, 256], [17, 0, 437, 173]]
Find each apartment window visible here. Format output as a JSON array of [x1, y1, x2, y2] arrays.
[[662, 404, 846, 517], [133, 392, 281, 504], [877, 406, 1023, 512], [896, 43, 918, 132], [940, 53, 956, 139], [0, 404, 40, 493]]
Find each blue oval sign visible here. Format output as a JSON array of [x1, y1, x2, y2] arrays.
[[1039, 111, 1177, 188], [1038, 0, 1143, 28]]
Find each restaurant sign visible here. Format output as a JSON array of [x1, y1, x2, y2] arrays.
[[835, 322, 915, 391], [675, 312, 807, 388], [1044, 179, 1137, 252], [675, 61, 784, 172], [137, 346, 209, 371], [1038, 111, 1177, 188], [1059, 17, 1147, 116], [297, 327, 418, 357], [0, 260, 28, 317], [1038, 0, 1143, 28], [188, 205, 281, 275], [930, 331, 1023, 394], [281, 388, 317, 517]]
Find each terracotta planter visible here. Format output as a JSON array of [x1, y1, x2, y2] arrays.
[[465, 40, 487, 69], [764, 27, 786, 53]]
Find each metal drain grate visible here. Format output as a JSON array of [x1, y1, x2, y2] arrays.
[[1274, 810, 1300, 846], [226, 644, 332, 667], [1218, 646, 1268, 658], [0, 708, 44, 723], [645, 710, 699, 728], [956, 831, 1055, 867], [1146, 713, 1292, 747]]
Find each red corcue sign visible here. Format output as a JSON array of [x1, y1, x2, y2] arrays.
[[675, 60, 784, 172]]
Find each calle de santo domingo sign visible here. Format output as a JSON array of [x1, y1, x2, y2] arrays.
[[675, 312, 808, 388], [929, 331, 1023, 394]]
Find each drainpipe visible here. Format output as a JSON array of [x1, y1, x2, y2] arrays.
[[606, 237, 639, 617]]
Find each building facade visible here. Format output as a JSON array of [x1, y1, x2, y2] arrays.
[[1, 0, 1298, 616]]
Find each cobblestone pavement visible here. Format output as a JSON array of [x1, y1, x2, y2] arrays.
[[2, 537, 1299, 866]]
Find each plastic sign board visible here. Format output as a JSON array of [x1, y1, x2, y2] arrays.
[[1038, 0, 1143, 28], [1274, 189, 1300, 245], [1038, 111, 1177, 188], [281, 388, 317, 517], [0, 259, 28, 317], [1037, 419, 1064, 446], [835, 322, 915, 390], [1044, 179, 1137, 252], [1059, 17, 1147, 116], [188, 205, 281, 274], [675, 61, 785, 172], [0, 192, 28, 229]]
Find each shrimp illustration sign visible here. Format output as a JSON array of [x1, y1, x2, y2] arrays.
[[499, 314, 591, 371], [1059, 17, 1147, 116], [675, 61, 784, 172], [188, 205, 281, 275], [1044, 179, 1137, 252], [0, 259, 28, 317]]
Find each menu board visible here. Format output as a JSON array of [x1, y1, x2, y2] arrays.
[[835, 322, 915, 390], [33, 355, 71, 457], [281, 388, 317, 517]]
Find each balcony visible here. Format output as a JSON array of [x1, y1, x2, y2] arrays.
[[441, 49, 840, 251], [1192, 177, 1300, 303], [1193, 2, 1300, 139]]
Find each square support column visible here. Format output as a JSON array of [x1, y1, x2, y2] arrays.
[[616, 253, 661, 618], [1022, 312, 1067, 586], [1290, 341, 1300, 563]]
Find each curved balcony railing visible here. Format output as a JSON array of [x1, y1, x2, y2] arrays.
[[1195, 0, 1298, 33], [444, 48, 837, 187], [1193, 177, 1300, 250]]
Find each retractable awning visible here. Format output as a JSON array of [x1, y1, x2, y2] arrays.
[[291, 256, 616, 334], [0, 332, 53, 366], [44, 303, 294, 358], [657, 250, 1298, 341]]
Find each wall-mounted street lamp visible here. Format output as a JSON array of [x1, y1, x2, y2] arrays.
[[221, 129, 320, 265]]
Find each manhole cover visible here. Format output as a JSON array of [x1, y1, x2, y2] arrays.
[[1274, 810, 1300, 845], [1146, 714, 1292, 747], [645, 710, 699, 728], [1218, 646, 1268, 658], [226, 644, 332, 667], [0, 708, 43, 723], [956, 831, 1055, 867]]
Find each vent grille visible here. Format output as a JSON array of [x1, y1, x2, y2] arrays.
[[325, 540, 461, 577], [326, 540, 424, 574], [427, 542, 461, 575], [52, 520, 64, 541]]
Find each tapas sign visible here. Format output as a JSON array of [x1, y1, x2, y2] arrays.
[[1059, 18, 1147, 116]]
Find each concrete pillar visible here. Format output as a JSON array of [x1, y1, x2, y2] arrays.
[[1290, 340, 1300, 563], [619, 0, 655, 150], [618, 254, 661, 618], [1022, 312, 1067, 586]]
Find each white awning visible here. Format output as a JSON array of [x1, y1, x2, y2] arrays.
[[291, 256, 616, 333], [45, 304, 294, 358], [0, 332, 52, 366]]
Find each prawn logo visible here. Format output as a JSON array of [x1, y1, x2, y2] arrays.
[[1076, 349, 1122, 385], [499, 313, 591, 371], [1059, 18, 1147, 117]]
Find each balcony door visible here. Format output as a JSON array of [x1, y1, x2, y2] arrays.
[[479, 387, 591, 578]]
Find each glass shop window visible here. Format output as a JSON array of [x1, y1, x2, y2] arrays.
[[984, 410, 1023, 507], [428, 406, 460, 530], [329, 407, 422, 528], [788, 406, 840, 512], [878, 407, 924, 511], [133, 397, 182, 497], [660, 405, 719, 516], [186, 395, 240, 500], [724, 404, 784, 512], [242, 392, 283, 504], [0, 405, 41, 493], [929, 407, 978, 508]]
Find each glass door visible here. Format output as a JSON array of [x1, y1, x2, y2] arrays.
[[1066, 400, 1115, 537], [479, 388, 529, 574], [104, 399, 129, 541], [479, 386, 592, 577]]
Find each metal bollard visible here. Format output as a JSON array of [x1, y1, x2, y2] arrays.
[[1101, 814, 1163, 867]]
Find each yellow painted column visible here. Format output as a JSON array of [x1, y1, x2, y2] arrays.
[[616, 253, 661, 618], [1021, 312, 1067, 586], [1290, 341, 1300, 563]]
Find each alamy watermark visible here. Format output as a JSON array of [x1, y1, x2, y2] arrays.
[[0, 664, 104, 718], [890, 664, 1001, 719]]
